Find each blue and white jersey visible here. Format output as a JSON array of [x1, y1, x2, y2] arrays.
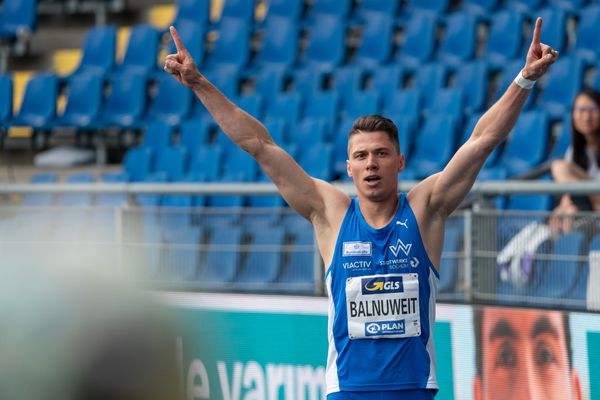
[[325, 194, 440, 394]]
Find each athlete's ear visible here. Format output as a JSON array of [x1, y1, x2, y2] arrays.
[[473, 375, 482, 400], [398, 153, 405, 173], [346, 159, 353, 178]]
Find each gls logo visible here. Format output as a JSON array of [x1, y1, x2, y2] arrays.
[[361, 276, 404, 295]]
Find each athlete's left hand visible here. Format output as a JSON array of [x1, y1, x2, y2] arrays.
[[521, 17, 559, 81]]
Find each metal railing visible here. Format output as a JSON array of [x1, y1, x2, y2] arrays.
[[1, 180, 600, 310]]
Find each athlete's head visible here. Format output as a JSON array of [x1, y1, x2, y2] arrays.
[[346, 115, 404, 202], [473, 307, 582, 400], [571, 89, 600, 171]]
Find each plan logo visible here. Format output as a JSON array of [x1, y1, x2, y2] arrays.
[[365, 320, 406, 336], [389, 239, 412, 257]]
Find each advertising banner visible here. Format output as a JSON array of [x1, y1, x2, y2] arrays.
[[161, 292, 600, 400]]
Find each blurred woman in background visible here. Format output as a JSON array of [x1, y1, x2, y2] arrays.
[[551, 89, 600, 232]]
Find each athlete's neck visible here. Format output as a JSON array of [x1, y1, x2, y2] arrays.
[[357, 194, 400, 229]]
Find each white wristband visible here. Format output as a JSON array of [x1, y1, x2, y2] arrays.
[[514, 71, 536, 90]]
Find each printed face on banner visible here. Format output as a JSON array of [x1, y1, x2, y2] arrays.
[[474, 308, 582, 400]]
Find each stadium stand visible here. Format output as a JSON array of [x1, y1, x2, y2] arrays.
[[3, 0, 600, 306]]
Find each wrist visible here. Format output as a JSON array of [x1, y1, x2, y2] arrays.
[[514, 70, 536, 90]]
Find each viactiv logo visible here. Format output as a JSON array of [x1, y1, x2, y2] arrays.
[[362, 276, 404, 295]]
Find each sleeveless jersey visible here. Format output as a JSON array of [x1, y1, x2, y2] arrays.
[[325, 195, 440, 394]]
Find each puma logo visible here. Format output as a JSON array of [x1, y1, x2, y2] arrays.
[[396, 219, 408, 229]]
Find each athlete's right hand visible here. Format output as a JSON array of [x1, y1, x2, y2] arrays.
[[163, 26, 203, 89]]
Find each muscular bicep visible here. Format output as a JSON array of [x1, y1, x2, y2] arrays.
[[255, 142, 349, 222]]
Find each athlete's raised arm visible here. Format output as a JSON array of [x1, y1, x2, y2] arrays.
[[163, 26, 349, 226], [411, 17, 558, 218]]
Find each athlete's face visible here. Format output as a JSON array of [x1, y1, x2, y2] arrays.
[[346, 131, 404, 202], [474, 308, 582, 400]]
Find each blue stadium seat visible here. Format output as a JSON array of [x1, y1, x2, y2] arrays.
[[237, 227, 285, 284], [300, 143, 334, 180], [289, 118, 329, 148], [404, 114, 459, 179], [395, 13, 437, 71], [141, 121, 173, 154], [152, 146, 189, 181], [303, 16, 346, 71], [303, 91, 339, 134], [265, 92, 303, 128], [382, 89, 421, 128], [58, 172, 96, 206], [53, 73, 103, 130], [161, 217, 204, 282], [452, 61, 489, 113], [123, 147, 153, 181], [201, 226, 243, 284], [353, 14, 394, 68], [263, 118, 286, 144], [355, 0, 402, 19], [507, 194, 554, 211], [168, 20, 205, 67], [439, 222, 462, 293], [291, 67, 325, 96], [220, 0, 256, 23], [10, 74, 57, 131], [333, 119, 355, 179], [222, 145, 258, 182], [427, 87, 464, 117], [117, 24, 160, 78], [265, 0, 304, 20], [135, 175, 167, 207], [188, 143, 223, 181], [278, 224, 315, 293], [98, 72, 146, 129], [437, 13, 478, 68], [538, 55, 584, 120], [308, 0, 352, 19], [22, 173, 58, 206], [504, 0, 544, 13], [97, 172, 128, 206], [412, 63, 448, 108], [254, 67, 286, 99], [407, 0, 450, 15], [459, 0, 500, 17], [340, 90, 381, 121], [145, 74, 192, 127], [0, 0, 37, 39], [533, 8, 567, 55], [547, 0, 589, 13], [494, 59, 536, 110], [0, 74, 12, 125], [369, 65, 405, 104], [73, 25, 117, 78], [179, 119, 211, 157], [332, 66, 365, 99], [483, 10, 525, 69], [493, 110, 550, 177], [205, 17, 251, 71], [173, 0, 210, 29], [534, 231, 585, 299], [388, 114, 416, 160], [255, 17, 299, 71]]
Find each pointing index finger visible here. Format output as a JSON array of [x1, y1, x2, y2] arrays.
[[170, 26, 185, 54], [531, 17, 542, 46]]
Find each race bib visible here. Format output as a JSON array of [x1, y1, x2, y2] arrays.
[[345, 273, 421, 340]]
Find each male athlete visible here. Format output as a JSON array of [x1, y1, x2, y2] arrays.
[[164, 18, 558, 399]]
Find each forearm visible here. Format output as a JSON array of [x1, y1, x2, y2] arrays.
[[191, 77, 273, 156], [471, 81, 531, 148]]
